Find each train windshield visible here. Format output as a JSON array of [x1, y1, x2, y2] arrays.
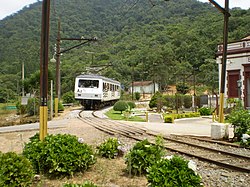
[[78, 79, 99, 88]]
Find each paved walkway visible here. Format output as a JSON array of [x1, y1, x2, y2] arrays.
[[0, 108, 234, 138]]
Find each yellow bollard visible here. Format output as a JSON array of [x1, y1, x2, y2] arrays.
[[39, 106, 48, 141], [55, 98, 58, 117], [145, 111, 148, 122]]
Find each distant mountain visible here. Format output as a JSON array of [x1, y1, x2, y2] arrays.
[[0, 0, 250, 100]]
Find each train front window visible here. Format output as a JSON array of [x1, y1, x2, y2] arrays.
[[79, 80, 99, 88]]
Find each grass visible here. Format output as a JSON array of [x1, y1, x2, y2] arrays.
[[105, 109, 146, 122]]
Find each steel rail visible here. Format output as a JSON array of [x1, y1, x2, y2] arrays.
[[78, 110, 250, 173]]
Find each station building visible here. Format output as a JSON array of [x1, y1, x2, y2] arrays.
[[216, 36, 250, 108]]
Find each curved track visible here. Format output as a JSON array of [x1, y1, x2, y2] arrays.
[[78, 110, 250, 173]]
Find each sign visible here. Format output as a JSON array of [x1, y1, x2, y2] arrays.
[[21, 97, 29, 105]]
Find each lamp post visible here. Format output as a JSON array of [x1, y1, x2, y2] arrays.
[[208, 0, 230, 123]]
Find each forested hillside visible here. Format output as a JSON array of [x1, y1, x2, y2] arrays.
[[0, 0, 250, 102]]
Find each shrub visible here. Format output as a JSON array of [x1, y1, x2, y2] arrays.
[[62, 91, 75, 104], [26, 98, 40, 116], [149, 91, 162, 108], [183, 95, 192, 108], [134, 92, 141, 101], [97, 138, 121, 159], [198, 107, 211, 116], [164, 115, 174, 123], [58, 101, 65, 111], [176, 84, 190, 94], [147, 155, 203, 187], [63, 181, 98, 187], [23, 133, 96, 177], [163, 95, 175, 109], [125, 138, 165, 176], [127, 101, 136, 109], [113, 100, 129, 114], [0, 152, 34, 187], [227, 109, 250, 140]]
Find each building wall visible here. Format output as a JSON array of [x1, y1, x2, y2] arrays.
[[217, 40, 250, 107], [130, 83, 159, 94]]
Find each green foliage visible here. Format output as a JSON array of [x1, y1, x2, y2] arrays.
[[183, 95, 192, 108], [97, 137, 121, 159], [0, 152, 34, 187], [147, 155, 202, 187], [176, 84, 190, 95], [63, 181, 98, 187], [127, 101, 136, 109], [58, 101, 65, 112], [26, 97, 39, 116], [113, 100, 129, 114], [164, 115, 174, 123], [164, 112, 200, 123], [198, 107, 212, 116], [149, 91, 163, 109], [227, 109, 250, 140], [1, 0, 250, 105], [134, 92, 140, 101], [105, 108, 145, 122], [125, 138, 165, 176], [23, 133, 96, 177], [62, 91, 75, 104]]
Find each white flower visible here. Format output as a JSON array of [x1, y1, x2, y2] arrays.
[[243, 139, 247, 143], [78, 137, 84, 143], [162, 155, 173, 160], [188, 160, 197, 175], [242, 134, 250, 140]]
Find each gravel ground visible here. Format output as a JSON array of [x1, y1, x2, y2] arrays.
[[0, 107, 249, 187]]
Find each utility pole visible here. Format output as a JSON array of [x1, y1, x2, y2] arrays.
[[54, 19, 61, 117], [209, 0, 230, 123], [22, 61, 25, 97], [52, 32, 97, 116], [39, 0, 50, 141]]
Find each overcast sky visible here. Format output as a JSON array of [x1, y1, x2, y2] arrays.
[[0, 0, 250, 20]]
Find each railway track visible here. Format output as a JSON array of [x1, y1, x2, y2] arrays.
[[78, 110, 250, 173]]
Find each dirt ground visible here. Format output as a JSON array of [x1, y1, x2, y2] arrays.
[[0, 107, 148, 186]]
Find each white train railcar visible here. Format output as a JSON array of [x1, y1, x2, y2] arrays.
[[74, 74, 120, 109]]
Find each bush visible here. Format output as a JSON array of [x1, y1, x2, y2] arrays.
[[62, 91, 75, 104], [198, 107, 211, 116], [113, 100, 129, 114], [183, 95, 192, 108], [149, 91, 162, 108], [147, 155, 203, 187], [164, 115, 174, 123], [125, 138, 165, 176], [227, 109, 250, 140], [23, 133, 96, 177], [0, 152, 34, 187], [63, 181, 98, 187], [26, 98, 39, 116], [97, 138, 121, 159], [127, 101, 136, 109], [58, 101, 65, 111], [134, 92, 141, 101]]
